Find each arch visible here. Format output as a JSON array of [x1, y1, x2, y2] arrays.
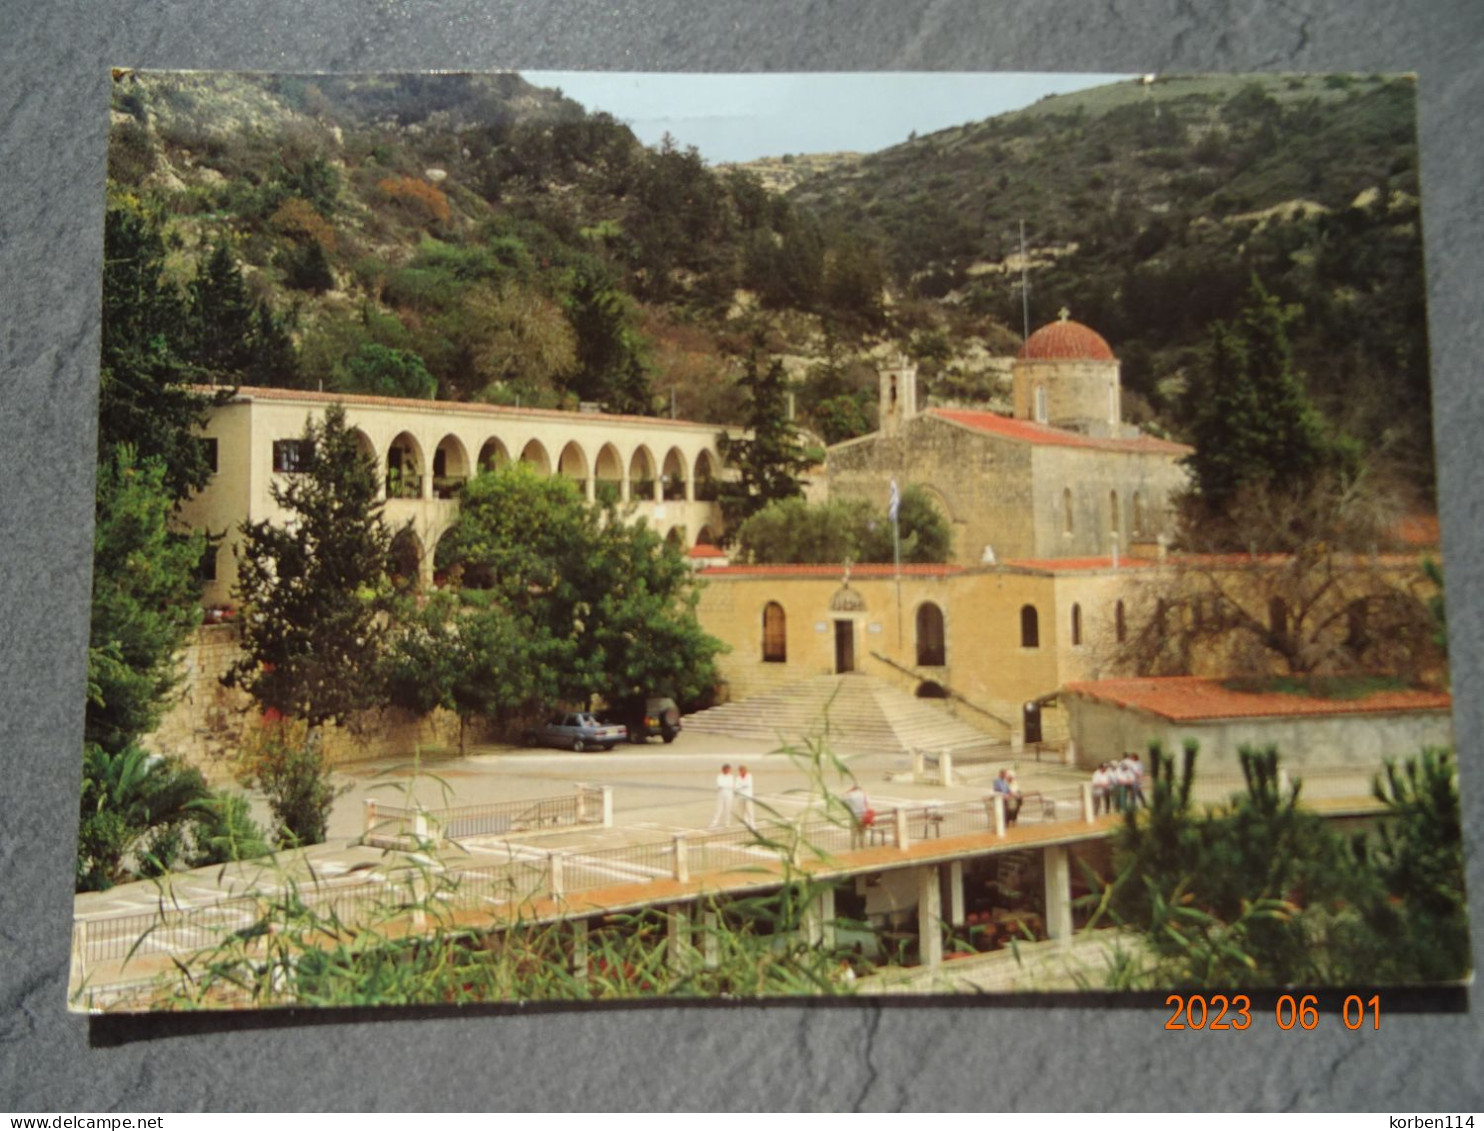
[[593, 442, 623, 503], [661, 447, 688, 501], [1071, 603, 1083, 646], [1115, 599, 1127, 643], [519, 438, 551, 475], [557, 440, 590, 497], [629, 445, 658, 501], [432, 434, 470, 499], [693, 449, 719, 502], [1063, 487, 1074, 535], [386, 432, 425, 498], [695, 525, 719, 548], [916, 602, 946, 666], [477, 437, 510, 473], [664, 525, 685, 547], [916, 681, 950, 699], [762, 601, 787, 663], [1020, 604, 1040, 649], [388, 527, 424, 588]]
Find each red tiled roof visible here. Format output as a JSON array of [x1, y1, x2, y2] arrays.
[[201, 385, 723, 431], [699, 563, 964, 578], [927, 408, 1192, 455], [1000, 556, 1162, 573], [1063, 676, 1451, 722], [1017, 317, 1116, 361], [689, 544, 727, 559]]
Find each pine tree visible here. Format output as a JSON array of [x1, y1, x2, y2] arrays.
[[188, 242, 258, 378], [718, 350, 813, 536], [226, 404, 393, 727]]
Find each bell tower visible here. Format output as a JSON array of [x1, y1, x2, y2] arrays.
[[878, 358, 918, 437]]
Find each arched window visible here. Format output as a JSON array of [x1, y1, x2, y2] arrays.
[[1109, 490, 1121, 535], [762, 602, 787, 663], [1071, 603, 1083, 646], [1132, 491, 1144, 536], [1020, 605, 1040, 649], [1115, 599, 1127, 644], [1063, 487, 1074, 535], [916, 603, 946, 666], [1035, 385, 1048, 422], [1346, 598, 1369, 650]]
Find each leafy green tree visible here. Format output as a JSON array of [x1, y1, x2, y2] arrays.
[[187, 242, 259, 377], [87, 448, 208, 754], [735, 487, 950, 565], [225, 403, 393, 728], [233, 719, 344, 848], [334, 342, 437, 399], [718, 351, 813, 536], [425, 463, 722, 722]]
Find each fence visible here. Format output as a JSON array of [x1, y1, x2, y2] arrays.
[[363, 785, 610, 846], [67, 781, 1143, 996]]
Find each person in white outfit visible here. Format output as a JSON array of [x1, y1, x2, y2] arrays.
[[735, 764, 756, 827], [709, 763, 735, 826]]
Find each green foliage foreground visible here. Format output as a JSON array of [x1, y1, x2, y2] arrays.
[[1095, 742, 1470, 988]]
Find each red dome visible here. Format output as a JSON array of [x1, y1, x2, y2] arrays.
[[1017, 315, 1115, 361]]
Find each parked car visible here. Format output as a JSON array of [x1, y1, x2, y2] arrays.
[[605, 696, 682, 744], [529, 712, 627, 752]]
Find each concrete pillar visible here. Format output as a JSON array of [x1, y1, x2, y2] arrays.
[[894, 807, 910, 851], [802, 886, 836, 948], [992, 793, 1007, 837], [413, 810, 430, 844], [1043, 844, 1073, 944], [673, 834, 690, 883], [666, 904, 690, 972], [601, 785, 614, 828], [917, 865, 943, 968], [948, 860, 966, 927], [571, 918, 590, 981], [701, 909, 720, 969], [940, 749, 954, 786], [548, 851, 565, 898], [1081, 781, 1095, 823]]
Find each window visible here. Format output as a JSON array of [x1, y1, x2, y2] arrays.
[[1132, 492, 1144, 535], [272, 439, 313, 473], [1109, 490, 1120, 535], [1346, 599, 1370, 650], [762, 602, 787, 663], [1020, 605, 1040, 649], [1071, 603, 1082, 646], [1115, 599, 1127, 643], [1269, 597, 1289, 644], [1063, 487, 1074, 535], [202, 437, 218, 474], [197, 544, 218, 582], [1035, 385, 1048, 422], [916, 603, 946, 666]]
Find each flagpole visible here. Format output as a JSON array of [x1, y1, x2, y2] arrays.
[[891, 479, 902, 649]]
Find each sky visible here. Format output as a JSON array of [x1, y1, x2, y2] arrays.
[[524, 72, 1131, 164]]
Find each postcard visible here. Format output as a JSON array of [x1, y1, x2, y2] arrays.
[[73, 69, 1468, 1011]]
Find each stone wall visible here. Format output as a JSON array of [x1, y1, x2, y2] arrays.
[[144, 625, 476, 780]]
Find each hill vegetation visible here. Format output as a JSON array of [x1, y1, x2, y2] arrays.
[[105, 70, 1433, 499]]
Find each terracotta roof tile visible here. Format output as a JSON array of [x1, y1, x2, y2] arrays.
[[1017, 317, 1116, 361], [928, 408, 1192, 455], [201, 384, 724, 431], [1063, 676, 1451, 722], [699, 563, 964, 578]]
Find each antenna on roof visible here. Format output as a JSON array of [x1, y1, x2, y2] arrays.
[[1019, 219, 1030, 343]]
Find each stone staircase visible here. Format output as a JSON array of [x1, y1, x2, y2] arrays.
[[685, 674, 1006, 757]]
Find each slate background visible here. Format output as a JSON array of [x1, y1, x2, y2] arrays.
[[1, 0, 1480, 1112]]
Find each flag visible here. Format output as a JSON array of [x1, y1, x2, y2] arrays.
[[888, 479, 900, 524]]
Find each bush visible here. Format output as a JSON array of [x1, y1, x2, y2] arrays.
[[235, 719, 345, 849]]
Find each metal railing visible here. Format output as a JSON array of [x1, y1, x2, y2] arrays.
[[364, 786, 608, 846]]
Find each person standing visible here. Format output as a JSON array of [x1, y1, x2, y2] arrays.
[[735, 764, 756, 828], [709, 763, 736, 827], [1092, 762, 1111, 816], [843, 783, 873, 848]]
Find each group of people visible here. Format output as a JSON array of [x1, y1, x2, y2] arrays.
[[1091, 753, 1147, 815], [708, 763, 756, 827], [991, 768, 1023, 826]]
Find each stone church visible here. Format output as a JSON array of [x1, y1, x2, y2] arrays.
[[826, 312, 1191, 565]]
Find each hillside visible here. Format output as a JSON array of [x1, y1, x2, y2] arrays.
[[104, 71, 1433, 497]]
